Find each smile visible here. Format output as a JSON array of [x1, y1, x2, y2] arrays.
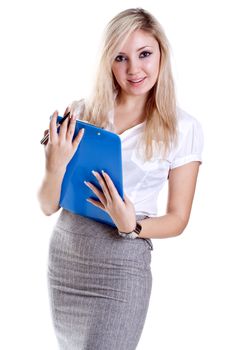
[[127, 77, 146, 86]]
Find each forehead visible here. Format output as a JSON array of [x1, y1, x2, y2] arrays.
[[119, 29, 158, 52]]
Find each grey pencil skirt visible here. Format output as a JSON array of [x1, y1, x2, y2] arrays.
[[47, 209, 153, 350]]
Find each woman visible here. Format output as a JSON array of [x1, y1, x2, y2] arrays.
[[38, 8, 203, 350]]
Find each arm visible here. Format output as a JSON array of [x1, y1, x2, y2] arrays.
[[37, 168, 66, 216], [137, 161, 201, 238], [37, 109, 84, 216], [82, 161, 201, 239]]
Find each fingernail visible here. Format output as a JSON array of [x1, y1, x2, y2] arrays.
[[92, 170, 97, 176]]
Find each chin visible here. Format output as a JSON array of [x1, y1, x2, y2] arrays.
[[127, 88, 151, 97], [125, 83, 154, 97]]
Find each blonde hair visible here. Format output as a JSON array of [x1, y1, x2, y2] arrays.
[[77, 8, 177, 160]]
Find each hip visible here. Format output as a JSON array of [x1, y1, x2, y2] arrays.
[[48, 209, 153, 272]]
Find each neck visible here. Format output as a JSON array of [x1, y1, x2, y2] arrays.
[[114, 93, 148, 130], [116, 92, 147, 112]]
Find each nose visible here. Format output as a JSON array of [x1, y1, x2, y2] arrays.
[[127, 58, 140, 75]]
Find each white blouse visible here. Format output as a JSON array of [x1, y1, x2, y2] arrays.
[[109, 108, 204, 217], [71, 101, 204, 218]]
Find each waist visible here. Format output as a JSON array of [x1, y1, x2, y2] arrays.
[[55, 209, 153, 250]]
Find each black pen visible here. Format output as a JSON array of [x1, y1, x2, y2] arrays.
[[40, 111, 71, 145]]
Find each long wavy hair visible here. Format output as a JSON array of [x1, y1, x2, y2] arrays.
[[72, 8, 177, 160]]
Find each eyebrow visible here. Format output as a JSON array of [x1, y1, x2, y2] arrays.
[[118, 46, 153, 54]]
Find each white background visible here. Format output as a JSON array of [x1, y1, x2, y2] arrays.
[[0, 0, 232, 349]]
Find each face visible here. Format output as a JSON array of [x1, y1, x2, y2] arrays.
[[112, 29, 161, 99]]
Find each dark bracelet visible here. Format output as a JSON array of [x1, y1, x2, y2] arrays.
[[118, 222, 142, 239]]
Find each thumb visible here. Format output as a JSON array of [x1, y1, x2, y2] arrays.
[[123, 193, 132, 203]]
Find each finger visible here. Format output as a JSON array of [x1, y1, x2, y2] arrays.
[[84, 181, 107, 206], [49, 111, 58, 143], [66, 114, 77, 142], [92, 171, 112, 203], [63, 106, 70, 117], [72, 127, 85, 150], [86, 198, 106, 211], [59, 113, 69, 140], [101, 171, 121, 200]]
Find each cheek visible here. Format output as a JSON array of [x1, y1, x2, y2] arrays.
[[112, 64, 124, 81], [146, 58, 160, 79]]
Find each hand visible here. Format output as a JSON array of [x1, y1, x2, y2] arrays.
[[44, 108, 85, 174], [84, 170, 136, 232]]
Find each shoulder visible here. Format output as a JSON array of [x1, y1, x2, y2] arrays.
[[167, 107, 204, 167], [176, 107, 203, 135], [175, 107, 204, 146]]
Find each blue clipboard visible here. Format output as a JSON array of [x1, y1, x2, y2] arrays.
[[58, 116, 124, 227]]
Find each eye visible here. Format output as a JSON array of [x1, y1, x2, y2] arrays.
[[139, 51, 152, 58], [115, 55, 127, 62]]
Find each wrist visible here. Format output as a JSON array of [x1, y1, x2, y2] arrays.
[[118, 222, 142, 239], [45, 166, 66, 178], [117, 222, 136, 234]]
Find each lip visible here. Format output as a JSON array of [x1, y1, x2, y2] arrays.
[[127, 77, 146, 86]]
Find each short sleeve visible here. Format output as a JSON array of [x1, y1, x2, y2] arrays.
[[170, 112, 204, 169]]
